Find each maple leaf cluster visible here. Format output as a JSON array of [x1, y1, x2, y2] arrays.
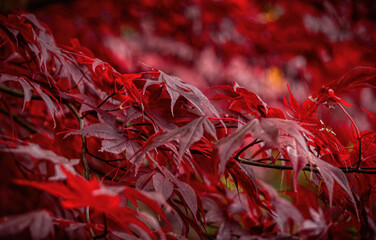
[[0, 1, 376, 239]]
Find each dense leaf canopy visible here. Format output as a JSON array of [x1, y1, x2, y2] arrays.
[[1, 1, 376, 239]]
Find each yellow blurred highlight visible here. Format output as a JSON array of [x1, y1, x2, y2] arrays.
[[220, 175, 242, 192], [258, 4, 284, 23], [267, 67, 286, 93]]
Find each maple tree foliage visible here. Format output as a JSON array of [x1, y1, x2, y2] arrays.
[[1, 1, 376, 239]]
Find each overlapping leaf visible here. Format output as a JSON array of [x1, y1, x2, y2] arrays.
[[160, 167, 199, 221], [17, 13, 87, 87], [214, 116, 356, 212], [260, 182, 304, 232], [322, 67, 376, 96], [65, 123, 140, 158], [213, 83, 268, 118], [214, 118, 309, 174], [15, 167, 122, 210], [144, 71, 221, 118], [152, 172, 174, 201], [0, 142, 79, 180], [137, 168, 199, 224], [0, 210, 54, 240], [1, 5, 376, 239], [311, 156, 356, 209], [284, 86, 349, 163], [0, 74, 60, 123], [15, 167, 168, 239], [132, 116, 216, 169], [227, 161, 263, 207], [0, 74, 33, 111]]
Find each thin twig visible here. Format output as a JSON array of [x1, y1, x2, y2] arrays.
[[65, 103, 91, 179], [234, 139, 262, 160], [336, 102, 362, 170], [86, 150, 128, 169], [234, 157, 376, 174], [0, 85, 41, 100], [81, 85, 123, 119], [0, 107, 39, 134], [65, 102, 96, 238]]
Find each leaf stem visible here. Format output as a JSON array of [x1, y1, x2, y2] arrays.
[[336, 102, 362, 170]]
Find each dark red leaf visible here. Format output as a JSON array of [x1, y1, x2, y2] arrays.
[[260, 182, 303, 231], [0, 74, 32, 111], [299, 209, 328, 239], [65, 123, 140, 158], [145, 71, 221, 118], [214, 118, 309, 174], [15, 166, 122, 210], [311, 156, 357, 212], [324, 67, 376, 96], [152, 172, 174, 201], [0, 142, 79, 180], [162, 168, 198, 220], [227, 161, 263, 207], [0, 210, 54, 240], [132, 116, 216, 169]]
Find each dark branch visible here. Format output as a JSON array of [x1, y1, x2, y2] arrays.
[[85, 149, 128, 171], [0, 85, 41, 100], [65, 103, 91, 180], [0, 107, 39, 134], [235, 157, 376, 174], [81, 85, 123, 119], [234, 139, 262, 159]]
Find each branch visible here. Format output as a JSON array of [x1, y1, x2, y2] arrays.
[[1, 83, 106, 237], [65, 103, 91, 179], [234, 139, 262, 159], [65, 102, 96, 238], [85, 149, 128, 170], [0, 85, 41, 100], [81, 84, 123, 119], [335, 101, 363, 170], [0, 107, 39, 134], [234, 157, 376, 174]]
